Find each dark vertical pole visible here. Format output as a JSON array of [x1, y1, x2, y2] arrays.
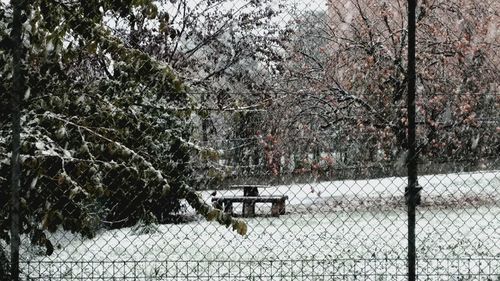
[[10, 1, 27, 280], [407, 0, 418, 281]]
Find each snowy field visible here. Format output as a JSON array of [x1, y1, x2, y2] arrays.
[[19, 171, 500, 280]]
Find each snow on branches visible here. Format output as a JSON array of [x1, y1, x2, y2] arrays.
[[0, 0, 247, 255]]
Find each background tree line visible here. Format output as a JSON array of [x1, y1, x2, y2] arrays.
[[195, 0, 499, 185]]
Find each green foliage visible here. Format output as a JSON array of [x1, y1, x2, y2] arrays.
[[0, 0, 246, 253]]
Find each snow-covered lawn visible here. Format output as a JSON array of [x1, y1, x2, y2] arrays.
[[20, 171, 500, 280], [198, 171, 499, 214]]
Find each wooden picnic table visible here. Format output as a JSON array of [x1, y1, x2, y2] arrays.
[[212, 185, 288, 217]]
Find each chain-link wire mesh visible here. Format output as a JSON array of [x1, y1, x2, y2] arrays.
[[0, 0, 499, 280]]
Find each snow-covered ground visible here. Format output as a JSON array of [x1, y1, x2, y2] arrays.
[[20, 171, 500, 280], [199, 171, 500, 214]]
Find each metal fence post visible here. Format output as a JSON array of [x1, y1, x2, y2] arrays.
[[407, 0, 418, 280], [10, 1, 28, 280]]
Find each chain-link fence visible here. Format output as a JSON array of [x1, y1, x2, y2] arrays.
[[1, 0, 499, 280]]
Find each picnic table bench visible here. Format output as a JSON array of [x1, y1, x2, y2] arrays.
[[211, 185, 288, 217]]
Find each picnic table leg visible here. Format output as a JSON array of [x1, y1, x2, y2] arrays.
[[224, 202, 233, 214], [243, 201, 256, 217], [271, 200, 286, 216], [213, 200, 222, 210], [271, 202, 279, 217], [278, 200, 286, 215]]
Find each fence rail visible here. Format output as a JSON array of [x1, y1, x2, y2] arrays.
[[20, 258, 500, 280]]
